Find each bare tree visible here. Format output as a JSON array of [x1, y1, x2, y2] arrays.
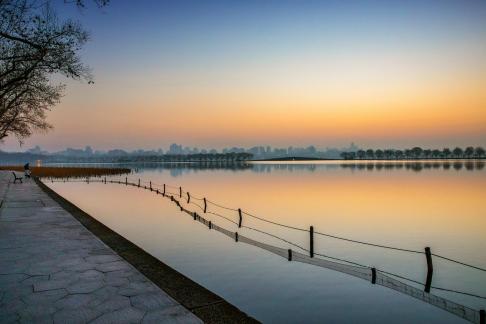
[[0, 0, 107, 144]]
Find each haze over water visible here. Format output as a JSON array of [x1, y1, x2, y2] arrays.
[[47, 161, 486, 323]]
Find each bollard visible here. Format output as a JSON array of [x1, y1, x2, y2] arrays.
[[479, 309, 485, 324], [163, 184, 166, 196], [179, 186, 182, 198], [187, 192, 190, 204], [371, 268, 376, 284], [235, 232, 239, 242], [424, 247, 433, 293], [208, 221, 212, 229], [138, 179, 140, 187], [309, 226, 314, 258], [238, 208, 242, 228], [288, 249, 292, 261], [203, 198, 207, 213]]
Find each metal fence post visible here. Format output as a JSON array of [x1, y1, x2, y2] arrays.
[[425, 247, 433, 293], [310, 226, 314, 258]]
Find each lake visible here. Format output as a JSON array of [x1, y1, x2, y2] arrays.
[[46, 160, 486, 323]]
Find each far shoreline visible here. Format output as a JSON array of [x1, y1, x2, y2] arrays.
[[251, 157, 486, 162]]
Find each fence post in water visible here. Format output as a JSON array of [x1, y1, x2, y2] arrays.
[[193, 212, 197, 220], [288, 249, 292, 261], [163, 184, 166, 196], [179, 186, 182, 198], [150, 181, 152, 191], [424, 247, 433, 293], [203, 198, 207, 213], [310, 226, 314, 258], [371, 268, 377, 284], [104, 177, 106, 184], [479, 309, 485, 324], [138, 179, 140, 187], [187, 192, 190, 204], [208, 221, 212, 229], [238, 208, 242, 228], [125, 177, 127, 185], [235, 232, 238, 242]]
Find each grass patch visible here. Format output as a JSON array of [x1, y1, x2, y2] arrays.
[[0, 166, 130, 178]]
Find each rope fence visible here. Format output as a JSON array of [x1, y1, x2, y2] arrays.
[[44, 176, 486, 324]]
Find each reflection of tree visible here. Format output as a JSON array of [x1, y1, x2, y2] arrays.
[[339, 146, 485, 160], [338, 161, 484, 172]]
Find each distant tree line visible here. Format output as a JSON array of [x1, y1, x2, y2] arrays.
[[0, 151, 254, 164], [118, 152, 253, 163], [340, 146, 485, 160]]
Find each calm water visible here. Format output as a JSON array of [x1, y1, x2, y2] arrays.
[[46, 161, 486, 323]]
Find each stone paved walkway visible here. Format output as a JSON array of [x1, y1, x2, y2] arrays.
[[0, 171, 202, 324]]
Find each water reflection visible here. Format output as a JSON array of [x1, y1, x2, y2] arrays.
[[49, 160, 485, 177], [339, 161, 485, 172]]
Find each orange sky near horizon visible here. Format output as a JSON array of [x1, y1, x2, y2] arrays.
[[2, 1, 486, 151]]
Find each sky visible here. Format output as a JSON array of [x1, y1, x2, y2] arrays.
[[3, 0, 486, 152]]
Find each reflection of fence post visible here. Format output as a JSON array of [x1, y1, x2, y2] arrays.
[[238, 208, 242, 228], [425, 247, 433, 293], [479, 309, 485, 324], [371, 268, 376, 284], [288, 249, 292, 261], [187, 192, 190, 204], [179, 186, 182, 198], [310, 226, 314, 258], [203, 198, 207, 213]]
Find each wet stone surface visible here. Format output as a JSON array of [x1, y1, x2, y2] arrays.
[[0, 172, 202, 324]]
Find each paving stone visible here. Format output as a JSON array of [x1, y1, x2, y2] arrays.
[[34, 279, 72, 292], [78, 269, 104, 281], [67, 279, 104, 294], [118, 282, 158, 297], [0, 311, 19, 323], [142, 305, 202, 324], [85, 254, 121, 264], [54, 293, 97, 309], [104, 275, 130, 287], [21, 275, 49, 285], [90, 306, 145, 324], [92, 294, 131, 314], [18, 304, 57, 323], [96, 261, 132, 273], [53, 307, 101, 324], [131, 292, 177, 311], [0, 274, 29, 285], [22, 289, 68, 305]]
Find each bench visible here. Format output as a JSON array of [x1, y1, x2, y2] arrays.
[[12, 172, 23, 183]]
